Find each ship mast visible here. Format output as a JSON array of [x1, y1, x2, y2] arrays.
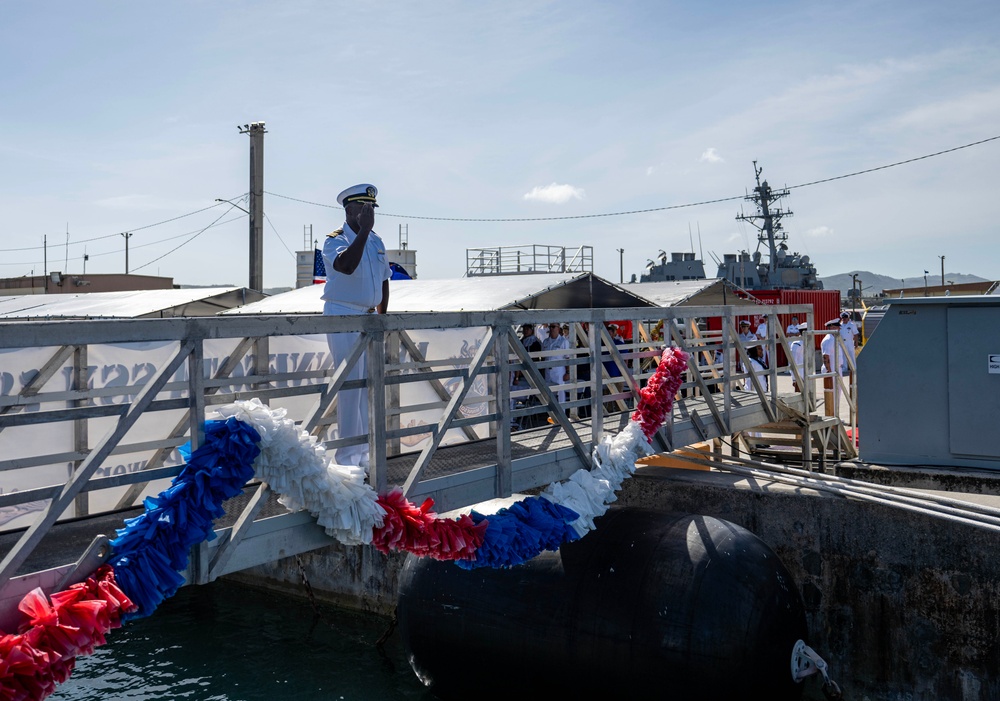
[[735, 161, 793, 282]]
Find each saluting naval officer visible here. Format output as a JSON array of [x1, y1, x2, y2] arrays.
[[322, 183, 392, 467]]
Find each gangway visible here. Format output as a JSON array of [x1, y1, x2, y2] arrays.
[[0, 303, 855, 627]]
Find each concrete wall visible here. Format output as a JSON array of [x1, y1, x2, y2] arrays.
[[230, 466, 1000, 701]]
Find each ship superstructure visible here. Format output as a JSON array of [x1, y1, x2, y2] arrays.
[[715, 162, 822, 290], [639, 251, 707, 283]]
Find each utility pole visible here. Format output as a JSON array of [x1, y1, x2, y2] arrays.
[[617, 248, 624, 283], [239, 121, 266, 292], [121, 232, 133, 274], [939, 255, 945, 287], [851, 273, 860, 316]]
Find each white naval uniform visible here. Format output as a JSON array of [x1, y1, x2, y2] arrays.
[[540, 333, 571, 403], [755, 322, 769, 365], [321, 223, 392, 466], [820, 333, 838, 373], [789, 339, 806, 384], [838, 320, 859, 372], [742, 357, 768, 392]]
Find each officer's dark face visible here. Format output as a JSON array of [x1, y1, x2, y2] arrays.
[[345, 202, 364, 229]]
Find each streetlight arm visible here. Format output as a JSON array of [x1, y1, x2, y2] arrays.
[[216, 198, 250, 215]]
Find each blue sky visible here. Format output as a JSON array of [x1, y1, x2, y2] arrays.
[[1, 0, 998, 288]]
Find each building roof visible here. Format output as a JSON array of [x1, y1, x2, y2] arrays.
[[0, 287, 265, 320], [223, 273, 655, 314], [622, 278, 755, 307], [882, 281, 1000, 298]]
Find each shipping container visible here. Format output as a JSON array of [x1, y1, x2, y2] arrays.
[[704, 289, 841, 367]]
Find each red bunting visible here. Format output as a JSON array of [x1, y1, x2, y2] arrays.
[[0, 565, 135, 701], [371, 488, 487, 560], [631, 347, 689, 441]]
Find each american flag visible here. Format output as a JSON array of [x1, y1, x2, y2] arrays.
[[313, 249, 326, 284]]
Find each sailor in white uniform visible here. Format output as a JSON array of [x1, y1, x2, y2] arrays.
[[837, 311, 859, 373], [321, 183, 392, 467], [785, 316, 801, 336], [540, 322, 571, 403], [788, 322, 808, 392]]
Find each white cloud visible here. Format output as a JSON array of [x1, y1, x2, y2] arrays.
[[805, 225, 833, 238], [887, 86, 1000, 132], [523, 183, 585, 204], [700, 148, 724, 163]]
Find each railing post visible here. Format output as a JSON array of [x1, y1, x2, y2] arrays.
[[72, 345, 90, 518], [495, 325, 512, 497], [188, 339, 205, 451], [768, 309, 778, 407], [723, 312, 737, 457], [386, 331, 401, 457], [252, 336, 269, 405], [367, 324, 388, 494], [589, 321, 603, 448]]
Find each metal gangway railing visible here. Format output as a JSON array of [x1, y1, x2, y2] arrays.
[[465, 244, 594, 276], [0, 303, 853, 611]]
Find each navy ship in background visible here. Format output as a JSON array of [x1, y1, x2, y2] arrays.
[[716, 162, 822, 290], [640, 162, 823, 290], [639, 250, 707, 282]]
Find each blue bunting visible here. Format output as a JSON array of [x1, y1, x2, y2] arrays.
[[455, 496, 581, 570], [110, 418, 262, 620]]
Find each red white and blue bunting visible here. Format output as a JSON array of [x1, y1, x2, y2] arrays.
[[0, 347, 687, 700]]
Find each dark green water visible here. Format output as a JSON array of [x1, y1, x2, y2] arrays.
[[51, 581, 434, 700]]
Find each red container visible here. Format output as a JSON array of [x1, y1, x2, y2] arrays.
[[745, 289, 841, 350], [704, 289, 841, 366]]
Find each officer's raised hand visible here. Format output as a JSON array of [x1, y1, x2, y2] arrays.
[[356, 202, 375, 236]]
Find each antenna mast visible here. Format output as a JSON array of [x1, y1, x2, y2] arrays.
[[735, 161, 793, 279]]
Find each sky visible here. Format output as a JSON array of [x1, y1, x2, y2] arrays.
[[1, 0, 999, 290]]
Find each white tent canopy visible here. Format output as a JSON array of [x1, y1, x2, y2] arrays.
[[622, 279, 754, 308], [0, 287, 265, 320], [224, 273, 656, 314]]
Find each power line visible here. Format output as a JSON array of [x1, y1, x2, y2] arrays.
[[266, 134, 1000, 222], [131, 204, 243, 273], [0, 197, 245, 253], [263, 211, 296, 260], [0, 215, 247, 268], [786, 135, 1000, 189], [264, 190, 747, 221]]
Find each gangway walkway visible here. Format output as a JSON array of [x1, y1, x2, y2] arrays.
[[0, 303, 854, 627]]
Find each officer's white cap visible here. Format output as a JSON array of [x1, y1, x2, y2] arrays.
[[337, 184, 379, 207]]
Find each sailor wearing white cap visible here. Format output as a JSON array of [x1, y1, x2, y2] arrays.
[[321, 183, 392, 467]]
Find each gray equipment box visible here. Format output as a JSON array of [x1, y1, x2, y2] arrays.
[[858, 296, 1000, 469]]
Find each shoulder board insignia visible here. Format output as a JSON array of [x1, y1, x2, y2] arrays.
[[326, 228, 344, 237]]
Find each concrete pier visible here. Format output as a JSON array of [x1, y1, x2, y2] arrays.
[[229, 463, 1000, 701]]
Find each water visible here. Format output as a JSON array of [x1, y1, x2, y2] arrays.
[[51, 581, 434, 700]]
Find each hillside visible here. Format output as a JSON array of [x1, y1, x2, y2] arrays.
[[820, 271, 990, 296]]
